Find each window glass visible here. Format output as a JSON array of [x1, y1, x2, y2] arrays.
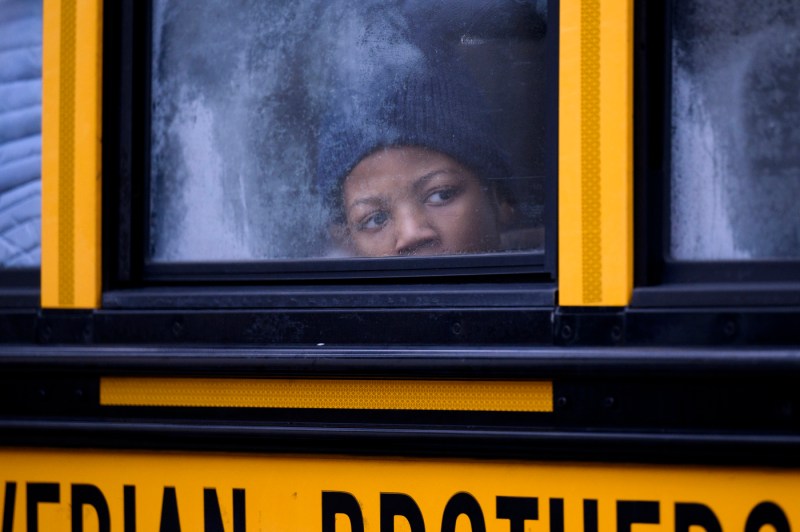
[[671, 0, 800, 260], [149, 0, 548, 262], [0, 0, 42, 268]]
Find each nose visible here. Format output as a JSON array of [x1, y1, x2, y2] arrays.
[[394, 205, 438, 255]]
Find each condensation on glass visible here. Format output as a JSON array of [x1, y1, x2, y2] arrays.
[[0, 0, 42, 268], [671, 0, 800, 260], [149, 0, 548, 262]]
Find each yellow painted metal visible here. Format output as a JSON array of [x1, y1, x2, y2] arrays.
[[559, 0, 634, 306], [2, 448, 800, 531], [101, 377, 554, 412], [42, 0, 103, 309]]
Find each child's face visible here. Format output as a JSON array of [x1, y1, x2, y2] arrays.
[[340, 146, 502, 256]]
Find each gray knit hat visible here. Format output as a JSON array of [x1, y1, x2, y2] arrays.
[[317, 63, 511, 219]]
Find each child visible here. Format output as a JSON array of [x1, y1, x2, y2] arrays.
[[318, 64, 535, 257]]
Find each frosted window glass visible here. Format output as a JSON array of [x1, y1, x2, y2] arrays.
[[149, 0, 548, 262], [0, 0, 42, 268], [671, 0, 800, 260]]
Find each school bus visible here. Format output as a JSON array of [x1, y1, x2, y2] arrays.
[[0, 0, 799, 530]]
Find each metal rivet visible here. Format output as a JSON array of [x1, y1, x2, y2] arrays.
[[723, 321, 736, 337]]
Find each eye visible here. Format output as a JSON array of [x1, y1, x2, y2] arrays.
[[358, 210, 390, 231], [426, 187, 460, 205]]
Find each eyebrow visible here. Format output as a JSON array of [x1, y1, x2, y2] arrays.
[[411, 169, 455, 193], [348, 196, 386, 211], [346, 168, 460, 211]]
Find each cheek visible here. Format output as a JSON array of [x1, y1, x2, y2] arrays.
[[430, 196, 498, 249]]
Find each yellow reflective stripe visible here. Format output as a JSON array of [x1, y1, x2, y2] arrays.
[[42, 0, 103, 309], [580, 0, 602, 303], [57, 0, 76, 306], [559, 0, 634, 306], [101, 378, 554, 412]]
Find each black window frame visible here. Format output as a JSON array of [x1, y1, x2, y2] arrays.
[[103, 0, 560, 291], [0, 269, 39, 308], [633, 0, 800, 305]]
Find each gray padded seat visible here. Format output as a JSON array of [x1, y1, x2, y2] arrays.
[[0, 0, 42, 267]]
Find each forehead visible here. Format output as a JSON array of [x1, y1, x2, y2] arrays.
[[344, 147, 471, 192]]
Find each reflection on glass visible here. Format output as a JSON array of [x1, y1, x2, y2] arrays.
[[671, 0, 800, 260], [150, 0, 547, 262], [0, 0, 42, 268]]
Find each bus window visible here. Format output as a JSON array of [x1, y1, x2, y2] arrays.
[[148, 0, 548, 265], [0, 0, 42, 269], [670, 0, 800, 261]]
